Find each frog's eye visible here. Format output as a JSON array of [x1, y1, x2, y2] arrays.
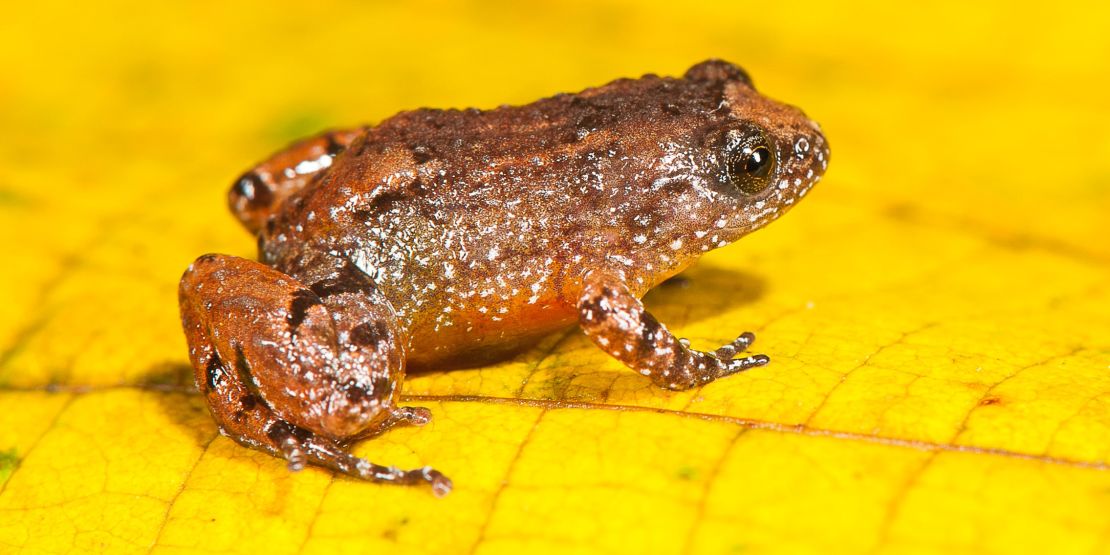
[[726, 141, 775, 194]]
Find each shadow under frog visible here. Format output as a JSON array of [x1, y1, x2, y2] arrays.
[[176, 60, 827, 495]]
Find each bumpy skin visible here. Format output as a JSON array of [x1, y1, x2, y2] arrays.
[[179, 60, 829, 495]]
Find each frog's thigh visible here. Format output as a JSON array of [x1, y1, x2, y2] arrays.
[[179, 254, 450, 495], [576, 270, 769, 390], [229, 127, 363, 234]]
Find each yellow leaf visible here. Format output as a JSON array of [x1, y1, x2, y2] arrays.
[[1, 1, 1108, 554]]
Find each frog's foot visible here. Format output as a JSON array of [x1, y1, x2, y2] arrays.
[[679, 332, 770, 371], [269, 421, 453, 497], [179, 253, 451, 496], [229, 127, 364, 234], [390, 406, 434, 426], [577, 271, 769, 391], [227, 411, 452, 496]]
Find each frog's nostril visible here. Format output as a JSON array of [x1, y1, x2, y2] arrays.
[[793, 137, 811, 159]]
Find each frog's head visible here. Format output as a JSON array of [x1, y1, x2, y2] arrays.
[[694, 59, 827, 237], [643, 60, 829, 267]]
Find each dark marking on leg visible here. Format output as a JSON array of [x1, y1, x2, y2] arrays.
[[640, 316, 662, 344], [232, 343, 268, 402], [349, 321, 387, 347], [578, 296, 606, 324], [288, 289, 322, 329], [344, 382, 366, 404], [371, 374, 393, 399], [205, 354, 225, 392], [233, 393, 261, 423], [638, 315, 666, 358]]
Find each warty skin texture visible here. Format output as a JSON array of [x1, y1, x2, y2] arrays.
[[179, 60, 829, 495]]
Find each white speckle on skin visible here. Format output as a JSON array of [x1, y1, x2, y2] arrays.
[[294, 154, 333, 175]]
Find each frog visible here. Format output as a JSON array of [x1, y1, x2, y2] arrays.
[[178, 59, 829, 496]]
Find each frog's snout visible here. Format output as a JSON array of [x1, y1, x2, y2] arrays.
[[779, 118, 829, 201], [794, 123, 829, 176]]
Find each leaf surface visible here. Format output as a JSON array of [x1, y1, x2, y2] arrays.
[[0, 1, 1108, 553]]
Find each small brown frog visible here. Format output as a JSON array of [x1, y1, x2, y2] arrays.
[[179, 60, 828, 496]]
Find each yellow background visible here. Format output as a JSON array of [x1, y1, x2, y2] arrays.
[[1, 1, 1108, 553]]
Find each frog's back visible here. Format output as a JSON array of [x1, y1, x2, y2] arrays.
[[370, 75, 718, 158]]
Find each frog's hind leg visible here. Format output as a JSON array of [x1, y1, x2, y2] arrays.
[[228, 127, 364, 234], [178, 253, 451, 496], [576, 270, 769, 391]]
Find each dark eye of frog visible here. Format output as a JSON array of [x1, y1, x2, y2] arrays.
[[726, 134, 776, 195]]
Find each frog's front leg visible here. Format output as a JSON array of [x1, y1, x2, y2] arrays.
[[178, 253, 451, 496], [229, 127, 364, 234], [576, 270, 769, 390]]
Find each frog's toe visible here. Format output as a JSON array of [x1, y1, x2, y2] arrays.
[[276, 430, 309, 471], [714, 331, 757, 360], [708, 331, 768, 380], [718, 353, 771, 378], [428, 470, 454, 498], [354, 462, 454, 497], [394, 406, 433, 427], [269, 421, 452, 496]]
